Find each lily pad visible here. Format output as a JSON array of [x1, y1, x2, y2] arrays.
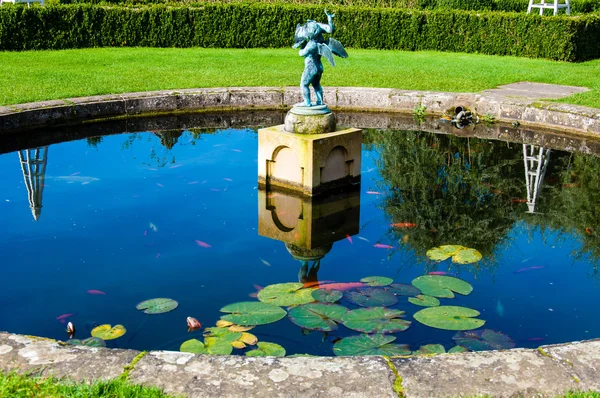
[[246, 342, 286, 357], [333, 334, 411, 356], [448, 345, 469, 354], [413, 306, 485, 331], [239, 332, 258, 345], [453, 329, 515, 351], [66, 337, 106, 347], [91, 324, 126, 340], [454, 248, 483, 264], [229, 325, 254, 332], [220, 302, 287, 326], [180, 337, 233, 355], [342, 308, 411, 334], [426, 245, 482, 264], [288, 303, 348, 332], [386, 283, 421, 297], [360, 276, 393, 287], [136, 298, 178, 314], [408, 294, 440, 307], [312, 289, 343, 303], [346, 287, 398, 307], [257, 283, 315, 306], [203, 327, 243, 343], [411, 275, 473, 298], [414, 344, 446, 355]]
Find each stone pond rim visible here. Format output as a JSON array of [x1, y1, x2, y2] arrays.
[[1, 85, 600, 138], [1, 85, 600, 396]]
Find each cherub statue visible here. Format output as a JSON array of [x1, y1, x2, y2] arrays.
[[293, 10, 348, 107]]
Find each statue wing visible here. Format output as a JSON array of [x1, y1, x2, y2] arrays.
[[318, 43, 336, 67], [327, 38, 348, 58], [293, 24, 309, 48]]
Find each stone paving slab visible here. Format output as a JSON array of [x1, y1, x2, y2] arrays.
[[393, 348, 580, 397], [482, 82, 589, 100], [128, 351, 397, 398], [0, 332, 138, 381], [543, 339, 600, 390]]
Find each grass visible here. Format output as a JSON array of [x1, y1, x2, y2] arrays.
[[2, 47, 600, 108], [0, 371, 179, 397]]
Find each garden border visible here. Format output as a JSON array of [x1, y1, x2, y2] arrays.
[[0, 331, 598, 397], [1, 87, 600, 138]]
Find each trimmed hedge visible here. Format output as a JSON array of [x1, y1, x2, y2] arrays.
[[55, 0, 600, 14], [1, 3, 600, 61]]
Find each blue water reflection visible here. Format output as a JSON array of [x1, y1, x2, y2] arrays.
[[0, 122, 598, 356]]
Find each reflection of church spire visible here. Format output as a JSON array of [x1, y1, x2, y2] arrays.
[[18, 147, 48, 221], [523, 144, 551, 214], [154, 130, 182, 150]]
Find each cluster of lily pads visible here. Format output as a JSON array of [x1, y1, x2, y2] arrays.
[[66, 298, 179, 347], [176, 244, 514, 357]]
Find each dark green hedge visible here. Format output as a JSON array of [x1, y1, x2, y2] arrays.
[[54, 0, 600, 14], [1, 3, 599, 61]]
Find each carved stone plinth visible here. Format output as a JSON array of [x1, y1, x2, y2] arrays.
[[284, 105, 336, 134], [258, 124, 362, 196]]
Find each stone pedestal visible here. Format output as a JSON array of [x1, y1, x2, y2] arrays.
[[258, 125, 362, 196], [257, 187, 360, 250], [284, 105, 336, 135]]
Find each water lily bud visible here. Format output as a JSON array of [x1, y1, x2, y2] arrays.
[[186, 317, 202, 330]]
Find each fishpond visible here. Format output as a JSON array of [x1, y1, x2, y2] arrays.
[[1, 111, 599, 357]]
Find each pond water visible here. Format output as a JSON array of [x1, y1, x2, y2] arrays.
[[1, 111, 600, 356]]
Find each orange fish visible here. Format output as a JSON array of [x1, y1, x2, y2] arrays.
[[318, 282, 365, 291], [374, 243, 395, 249], [86, 289, 106, 295], [366, 191, 382, 195], [195, 240, 212, 248], [512, 198, 527, 203], [346, 234, 353, 244], [186, 317, 202, 331], [585, 227, 594, 236], [391, 222, 417, 229]]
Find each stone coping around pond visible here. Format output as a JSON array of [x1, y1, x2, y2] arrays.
[[1, 87, 600, 138], [0, 331, 598, 397]]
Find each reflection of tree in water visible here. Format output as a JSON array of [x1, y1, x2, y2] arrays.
[[154, 130, 183, 150], [527, 153, 600, 277], [367, 129, 525, 270], [86, 136, 103, 148]]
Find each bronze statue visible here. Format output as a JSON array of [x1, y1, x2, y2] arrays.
[[293, 10, 348, 107]]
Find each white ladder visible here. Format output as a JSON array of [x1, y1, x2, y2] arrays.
[[527, 0, 570, 15], [523, 144, 551, 214]]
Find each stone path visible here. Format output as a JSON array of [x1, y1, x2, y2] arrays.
[[0, 332, 598, 397], [482, 82, 589, 100]]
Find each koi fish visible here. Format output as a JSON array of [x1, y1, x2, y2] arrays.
[[374, 243, 394, 249], [149, 222, 158, 232], [69, 172, 81, 176], [317, 282, 365, 291], [249, 284, 264, 298], [346, 235, 353, 244], [527, 337, 545, 341], [210, 188, 221, 192], [232, 149, 242, 153], [223, 178, 233, 182], [260, 259, 271, 267], [143, 230, 147, 236], [186, 317, 202, 331], [366, 191, 382, 195], [195, 240, 212, 248], [563, 183, 579, 188], [428, 271, 451, 276], [391, 222, 417, 229], [156, 253, 161, 259], [156, 183, 164, 188], [513, 266, 544, 274], [56, 313, 75, 324], [66, 322, 75, 338], [357, 236, 370, 242], [585, 227, 594, 236], [169, 164, 183, 169], [187, 181, 199, 185], [512, 198, 527, 203], [401, 235, 410, 244], [87, 289, 106, 295]]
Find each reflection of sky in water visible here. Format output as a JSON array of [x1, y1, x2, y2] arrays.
[[0, 127, 598, 356]]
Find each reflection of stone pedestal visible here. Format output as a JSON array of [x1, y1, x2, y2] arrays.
[[258, 187, 360, 251], [258, 125, 362, 196]]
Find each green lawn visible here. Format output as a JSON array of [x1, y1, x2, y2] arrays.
[[2, 47, 600, 108], [0, 371, 178, 398]]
